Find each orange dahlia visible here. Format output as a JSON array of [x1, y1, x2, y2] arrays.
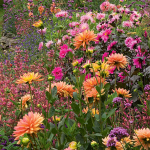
[[115, 88, 132, 98], [16, 72, 43, 84], [107, 53, 128, 70], [83, 76, 106, 94], [13, 112, 44, 140], [19, 94, 32, 110], [47, 81, 76, 98], [73, 30, 97, 49], [133, 128, 150, 150]]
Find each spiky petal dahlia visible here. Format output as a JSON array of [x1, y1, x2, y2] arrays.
[[115, 88, 132, 98], [16, 72, 43, 84], [13, 112, 44, 141], [74, 30, 97, 49], [83, 76, 106, 94], [133, 128, 150, 150], [107, 53, 128, 70]]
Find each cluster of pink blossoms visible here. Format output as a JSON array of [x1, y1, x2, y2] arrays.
[[59, 44, 72, 58]]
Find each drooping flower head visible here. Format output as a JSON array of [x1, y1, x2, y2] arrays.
[[115, 88, 132, 98], [13, 112, 44, 140], [19, 94, 32, 110], [74, 30, 97, 49], [52, 67, 63, 81], [16, 72, 43, 84], [107, 53, 128, 70], [47, 81, 76, 98]]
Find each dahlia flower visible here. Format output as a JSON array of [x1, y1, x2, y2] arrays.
[[13, 112, 44, 140], [74, 30, 97, 49], [107, 53, 128, 70], [16, 72, 43, 84], [133, 128, 150, 150]]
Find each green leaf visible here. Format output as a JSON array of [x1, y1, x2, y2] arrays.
[[51, 128, 57, 134], [46, 91, 51, 101], [71, 102, 80, 115], [42, 108, 47, 118], [15, 110, 21, 117], [10, 100, 18, 107], [104, 83, 110, 91], [95, 114, 100, 121], [104, 108, 116, 121], [73, 92, 78, 100], [79, 74, 86, 86], [48, 106, 55, 118], [58, 117, 66, 129], [52, 86, 57, 97], [68, 51, 73, 59]]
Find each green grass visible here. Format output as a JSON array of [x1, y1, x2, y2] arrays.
[[0, 7, 4, 39]]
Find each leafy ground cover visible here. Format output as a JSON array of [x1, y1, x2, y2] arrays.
[[0, 0, 150, 150]]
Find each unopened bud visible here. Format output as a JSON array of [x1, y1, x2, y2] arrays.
[[22, 137, 29, 146]]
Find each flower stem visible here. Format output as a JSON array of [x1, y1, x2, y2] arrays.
[[28, 84, 34, 112]]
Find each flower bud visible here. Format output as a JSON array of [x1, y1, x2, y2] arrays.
[[22, 137, 30, 146], [37, 104, 41, 108], [91, 140, 98, 147], [48, 75, 54, 81], [69, 141, 77, 150], [73, 69, 78, 74]]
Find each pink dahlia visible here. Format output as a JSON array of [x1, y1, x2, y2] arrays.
[[107, 41, 118, 51], [52, 67, 63, 81], [100, 1, 111, 12], [59, 44, 72, 58], [133, 53, 146, 69], [101, 28, 112, 43]]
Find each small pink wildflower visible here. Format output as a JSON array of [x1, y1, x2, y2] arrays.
[[69, 22, 80, 28], [46, 40, 53, 48], [38, 42, 43, 51], [52, 67, 63, 81], [55, 11, 68, 18]]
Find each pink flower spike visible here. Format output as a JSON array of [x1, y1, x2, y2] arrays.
[[46, 40, 53, 48], [38, 42, 43, 51], [52, 67, 63, 81]]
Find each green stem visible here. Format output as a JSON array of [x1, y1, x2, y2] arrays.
[[28, 84, 34, 112], [54, 114, 61, 146]]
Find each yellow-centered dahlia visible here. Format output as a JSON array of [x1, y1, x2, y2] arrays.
[[16, 72, 43, 84]]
